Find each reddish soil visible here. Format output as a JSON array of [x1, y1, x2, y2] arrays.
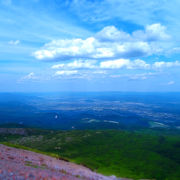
[[0, 144, 126, 180]]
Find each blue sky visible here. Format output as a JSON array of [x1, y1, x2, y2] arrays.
[[1, 0, 180, 92]]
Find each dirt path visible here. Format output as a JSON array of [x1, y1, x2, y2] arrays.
[[0, 144, 126, 180]]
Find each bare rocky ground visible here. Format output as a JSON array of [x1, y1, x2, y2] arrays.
[[0, 144, 128, 180]]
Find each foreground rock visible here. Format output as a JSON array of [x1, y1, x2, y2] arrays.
[[0, 144, 127, 180]]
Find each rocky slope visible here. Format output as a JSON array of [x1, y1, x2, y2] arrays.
[[0, 144, 128, 180], [0, 128, 28, 135]]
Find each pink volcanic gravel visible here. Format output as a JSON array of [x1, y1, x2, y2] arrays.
[[0, 144, 125, 180]]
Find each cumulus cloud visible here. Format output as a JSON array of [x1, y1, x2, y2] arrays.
[[97, 24, 169, 42], [100, 59, 150, 69], [51, 59, 180, 79], [100, 59, 130, 69], [8, 40, 20, 45], [133, 24, 170, 42], [55, 70, 78, 76], [34, 24, 169, 61], [51, 59, 180, 75], [51, 58, 150, 70], [100, 59, 180, 70], [95, 26, 131, 42]]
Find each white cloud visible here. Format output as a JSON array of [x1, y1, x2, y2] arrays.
[[99, 59, 150, 69], [153, 61, 180, 69], [51, 64, 65, 69], [52, 60, 97, 69], [18, 72, 37, 82], [101, 59, 180, 70], [67, 60, 96, 69], [145, 24, 170, 41], [132, 59, 151, 69], [51, 59, 180, 75], [23, 72, 36, 80], [8, 40, 20, 45], [34, 24, 169, 61], [133, 24, 170, 41], [97, 24, 169, 42], [69, 0, 180, 56], [95, 26, 131, 42], [54, 69, 108, 79], [50, 59, 180, 79], [55, 70, 78, 76], [100, 59, 130, 69]]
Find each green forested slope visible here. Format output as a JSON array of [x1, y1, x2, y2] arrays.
[[1, 129, 180, 180]]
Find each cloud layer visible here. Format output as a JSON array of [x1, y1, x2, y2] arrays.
[[52, 59, 180, 71], [34, 24, 170, 61], [32, 21, 177, 86], [50, 59, 180, 82]]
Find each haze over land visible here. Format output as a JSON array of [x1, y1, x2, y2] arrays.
[[1, 92, 180, 131]]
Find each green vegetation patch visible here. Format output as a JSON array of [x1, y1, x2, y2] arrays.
[[1, 129, 180, 180]]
